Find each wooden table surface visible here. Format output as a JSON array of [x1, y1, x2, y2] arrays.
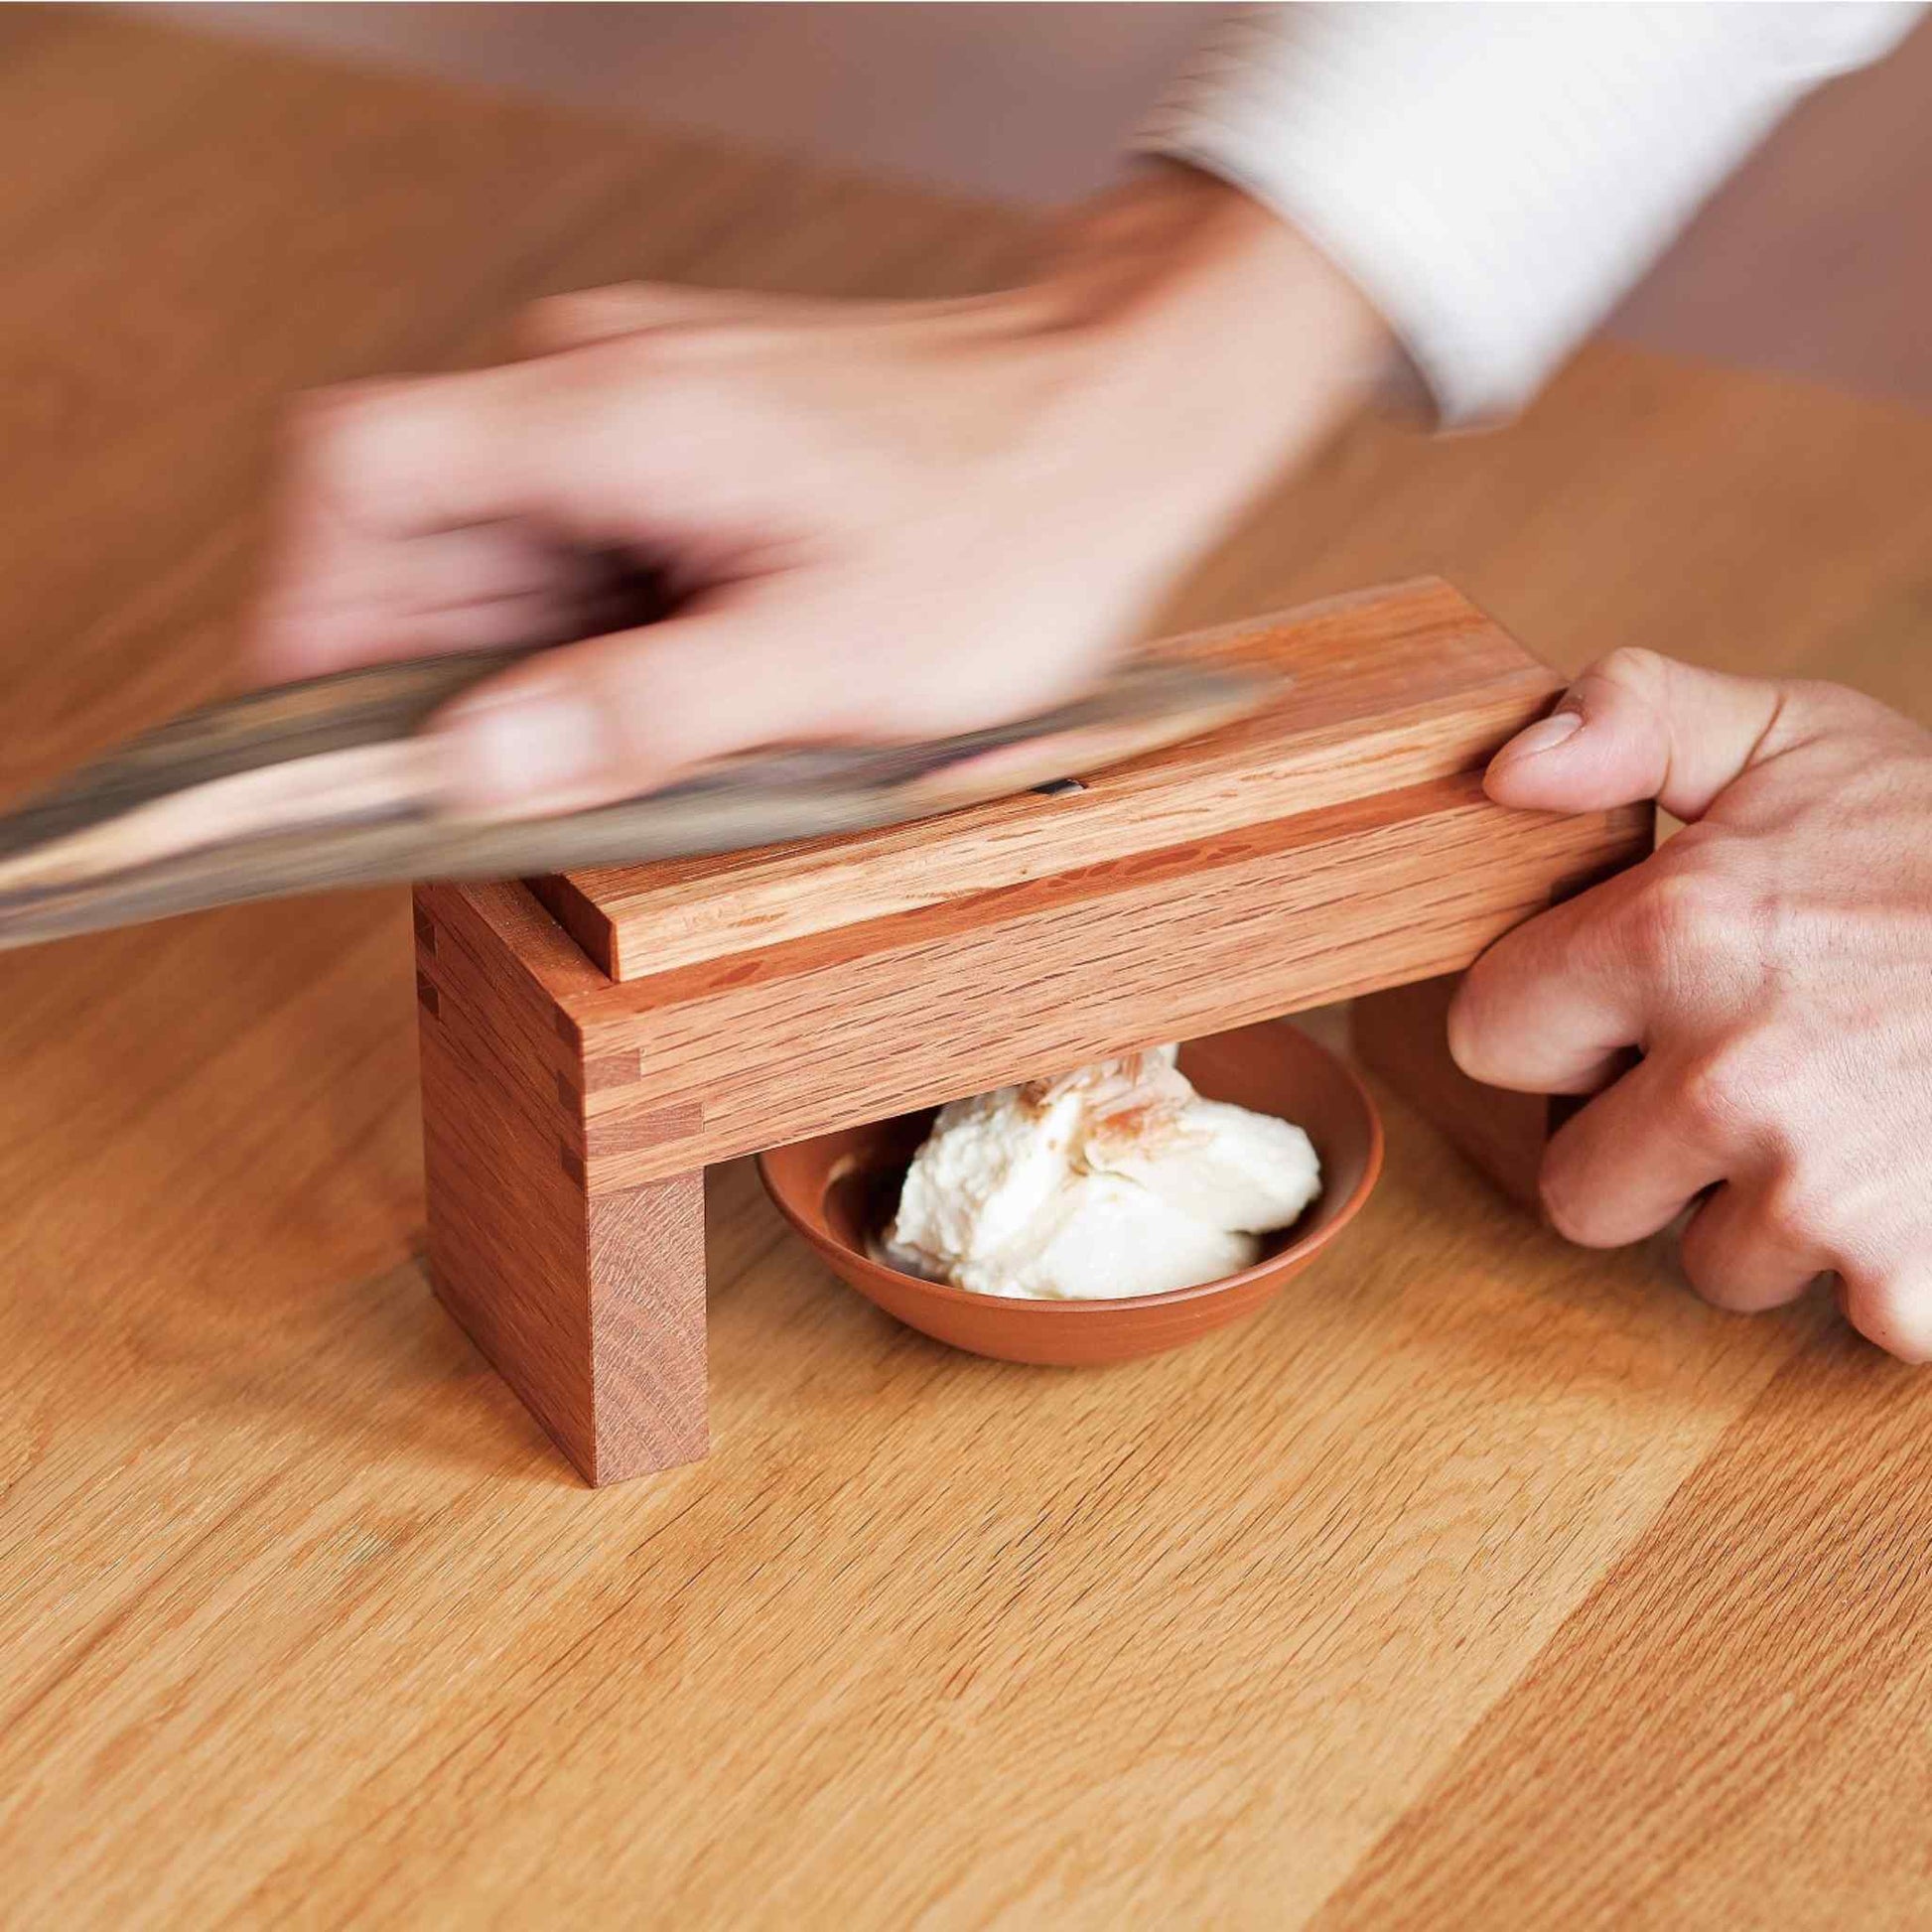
[[4, 14, 1932, 1927]]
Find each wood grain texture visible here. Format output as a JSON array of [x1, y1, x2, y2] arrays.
[[418, 883, 707, 1480], [428, 581, 1645, 1482], [1311, 1319, 1932, 1929], [420, 578, 1638, 1477], [547, 579, 1564, 978], [511, 582, 1652, 1190], [5, 14, 1932, 1927], [587, 1171, 708, 1477], [562, 776, 1649, 1189]]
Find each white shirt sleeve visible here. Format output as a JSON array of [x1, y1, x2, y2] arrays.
[[1137, 3, 1922, 424]]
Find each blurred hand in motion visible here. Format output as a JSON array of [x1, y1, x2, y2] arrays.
[[1451, 648, 1932, 1359], [252, 169, 1389, 815]]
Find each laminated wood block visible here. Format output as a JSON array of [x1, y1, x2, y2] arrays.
[[416, 578, 1653, 1484]]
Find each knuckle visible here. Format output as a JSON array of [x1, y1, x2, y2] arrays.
[[1587, 645, 1672, 696], [1671, 1044, 1757, 1143], [1623, 867, 1733, 978], [1696, 1018, 1798, 1130], [1787, 676, 1884, 738], [1758, 1169, 1833, 1250]]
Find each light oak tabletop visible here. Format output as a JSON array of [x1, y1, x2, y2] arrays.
[[3, 13, 1931, 1927]]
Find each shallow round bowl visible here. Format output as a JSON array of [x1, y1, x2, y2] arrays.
[[757, 1020, 1383, 1365]]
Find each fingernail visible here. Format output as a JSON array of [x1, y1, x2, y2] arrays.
[[1496, 708, 1584, 763], [441, 690, 606, 809]]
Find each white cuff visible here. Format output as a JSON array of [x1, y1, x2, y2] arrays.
[[1139, 3, 1920, 424]]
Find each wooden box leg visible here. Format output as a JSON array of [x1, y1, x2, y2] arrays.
[[1351, 973, 1556, 1209], [415, 890, 708, 1485], [582, 1171, 709, 1479]]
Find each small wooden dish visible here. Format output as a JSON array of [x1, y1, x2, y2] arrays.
[[758, 1021, 1384, 1365]]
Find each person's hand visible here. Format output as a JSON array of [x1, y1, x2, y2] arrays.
[[252, 168, 1390, 815], [1450, 648, 1932, 1358]]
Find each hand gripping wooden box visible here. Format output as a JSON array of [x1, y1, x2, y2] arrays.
[[412, 579, 1653, 1484]]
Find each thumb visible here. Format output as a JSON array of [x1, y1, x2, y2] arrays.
[[430, 595, 848, 816], [1484, 647, 1790, 821]]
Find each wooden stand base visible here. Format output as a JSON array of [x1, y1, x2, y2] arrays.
[[413, 581, 1652, 1484]]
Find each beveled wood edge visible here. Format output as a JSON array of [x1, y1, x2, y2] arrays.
[[539, 577, 1566, 981]]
